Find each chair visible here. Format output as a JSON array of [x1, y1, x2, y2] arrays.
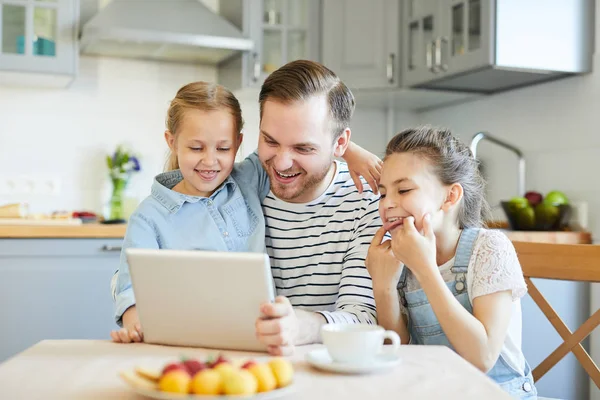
[[513, 241, 600, 389]]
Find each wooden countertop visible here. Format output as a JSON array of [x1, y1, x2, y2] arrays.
[[0, 223, 127, 238], [0, 221, 592, 244]]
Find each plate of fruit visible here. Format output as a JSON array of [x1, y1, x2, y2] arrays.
[[119, 354, 295, 399]]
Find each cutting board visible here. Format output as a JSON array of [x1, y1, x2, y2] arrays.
[[0, 218, 82, 226]]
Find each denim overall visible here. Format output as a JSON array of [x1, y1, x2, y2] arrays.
[[398, 228, 537, 399]]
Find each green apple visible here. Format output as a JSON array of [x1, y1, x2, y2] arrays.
[[535, 203, 560, 229], [543, 191, 569, 206], [516, 206, 535, 230]]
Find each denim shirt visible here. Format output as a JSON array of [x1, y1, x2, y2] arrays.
[[114, 153, 269, 325]]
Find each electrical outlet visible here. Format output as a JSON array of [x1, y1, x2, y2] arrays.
[[0, 176, 62, 195]]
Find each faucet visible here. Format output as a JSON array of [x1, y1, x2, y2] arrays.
[[470, 132, 526, 197]]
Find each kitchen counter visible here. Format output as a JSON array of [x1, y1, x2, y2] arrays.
[[0, 221, 592, 243], [486, 221, 593, 244], [0, 223, 127, 238]]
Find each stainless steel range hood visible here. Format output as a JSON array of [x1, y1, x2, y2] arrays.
[[80, 0, 254, 64]]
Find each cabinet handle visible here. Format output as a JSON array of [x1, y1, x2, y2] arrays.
[[100, 245, 122, 252], [386, 53, 395, 84], [435, 37, 449, 72], [426, 41, 434, 72], [252, 53, 260, 82]]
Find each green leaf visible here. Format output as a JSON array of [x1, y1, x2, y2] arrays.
[[106, 155, 113, 169]]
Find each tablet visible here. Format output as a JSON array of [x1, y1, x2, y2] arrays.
[[126, 248, 275, 352]]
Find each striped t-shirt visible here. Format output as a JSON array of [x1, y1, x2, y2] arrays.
[[263, 160, 381, 325]]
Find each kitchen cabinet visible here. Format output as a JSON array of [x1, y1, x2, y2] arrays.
[[402, 0, 491, 87], [320, 0, 481, 111], [0, 0, 78, 87], [321, 0, 400, 89], [0, 239, 122, 362], [402, 0, 593, 93], [218, 0, 321, 91]]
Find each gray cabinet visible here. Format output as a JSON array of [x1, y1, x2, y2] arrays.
[[219, 0, 321, 91], [402, 0, 593, 93], [321, 0, 400, 89], [0, 239, 122, 362], [402, 0, 443, 87], [0, 0, 78, 86], [403, 0, 491, 87]]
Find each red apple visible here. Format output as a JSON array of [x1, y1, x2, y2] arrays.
[[183, 359, 206, 375], [241, 360, 256, 369], [161, 362, 188, 376], [524, 191, 543, 206], [208, 354, 228, 368]]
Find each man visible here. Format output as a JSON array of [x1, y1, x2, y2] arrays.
[[255, 60, 383, 355]]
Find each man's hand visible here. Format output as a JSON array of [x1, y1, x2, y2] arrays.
[[255, 296, 299, 356], [110, 306, 143, 343]]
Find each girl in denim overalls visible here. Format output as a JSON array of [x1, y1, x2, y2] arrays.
[[366, 126, 537, 399]]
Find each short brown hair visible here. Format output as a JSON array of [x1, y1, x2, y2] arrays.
[[259, 60, 355, 138], [385, 126, 491, 229], [165, 81, 243, 171]]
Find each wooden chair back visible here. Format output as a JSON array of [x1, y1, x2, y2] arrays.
[[513, 241, 600, 388]]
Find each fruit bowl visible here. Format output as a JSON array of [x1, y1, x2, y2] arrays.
[[119, 354, 295, 399], [501, 202, 572, 231]]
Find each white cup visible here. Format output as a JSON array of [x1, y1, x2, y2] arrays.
[[321, 324, 401, 364]]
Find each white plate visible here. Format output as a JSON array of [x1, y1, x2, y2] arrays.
[[120, 369, 295, 399], [305, 348, 401, 375], [125, 384, 295, 399]]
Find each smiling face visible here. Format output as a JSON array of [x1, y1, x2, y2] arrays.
[[165, 108, 242, 197], [378, 152, 457, 236], [258, 96, 348, 203]]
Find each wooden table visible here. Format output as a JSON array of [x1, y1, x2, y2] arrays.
[[0, 340, 510, 399]]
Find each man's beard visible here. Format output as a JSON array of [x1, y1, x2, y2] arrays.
[[262, 158, 333, 202]]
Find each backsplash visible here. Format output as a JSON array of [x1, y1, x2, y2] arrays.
[[0, 56, 387, 215]]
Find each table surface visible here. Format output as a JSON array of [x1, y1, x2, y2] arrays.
[[0, 340, 511, 399]]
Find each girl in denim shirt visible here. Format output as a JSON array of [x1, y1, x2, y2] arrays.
[[367, 126, 537, 398], [111, 81, 381, 344]]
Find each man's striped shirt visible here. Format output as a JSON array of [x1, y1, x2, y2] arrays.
[[263, 161, 381, 324]]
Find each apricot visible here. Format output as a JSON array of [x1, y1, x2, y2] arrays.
[[248, 363, 277, 392], [268, 358, 294, 388], [223, 369, 258, 395], [191, 369, 222, 395], [158, 370, 191, 394]]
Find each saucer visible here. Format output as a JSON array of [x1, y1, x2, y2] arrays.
[[305, 348, 401, 374]]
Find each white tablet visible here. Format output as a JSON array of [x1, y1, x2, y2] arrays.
[[125, 248, 275, 352]]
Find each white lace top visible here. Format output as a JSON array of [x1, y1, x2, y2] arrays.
[[401, 228, 528, 374]]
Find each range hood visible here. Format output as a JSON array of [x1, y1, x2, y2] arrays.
[[80, 0, 254, 64]]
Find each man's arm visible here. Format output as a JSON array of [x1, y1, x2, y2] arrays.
[[317, 194, 380, 325]]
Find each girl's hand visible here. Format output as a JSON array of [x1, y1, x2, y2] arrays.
[[110, 306, 144, 343], [343, 142, 383, 194], [390, 214, 437, 281], [366, 227, 404, 290]]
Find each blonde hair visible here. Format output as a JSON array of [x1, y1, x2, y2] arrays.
[[385, 125, 491, 229], [165, 82, 244, 171], [259, 60, 355, 139]]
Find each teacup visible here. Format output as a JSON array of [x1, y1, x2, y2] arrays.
[[321, 323, 400, 364]]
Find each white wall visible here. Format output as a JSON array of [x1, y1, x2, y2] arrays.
[[0, 56, 215, 215], [0, 56, 388, 216]]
